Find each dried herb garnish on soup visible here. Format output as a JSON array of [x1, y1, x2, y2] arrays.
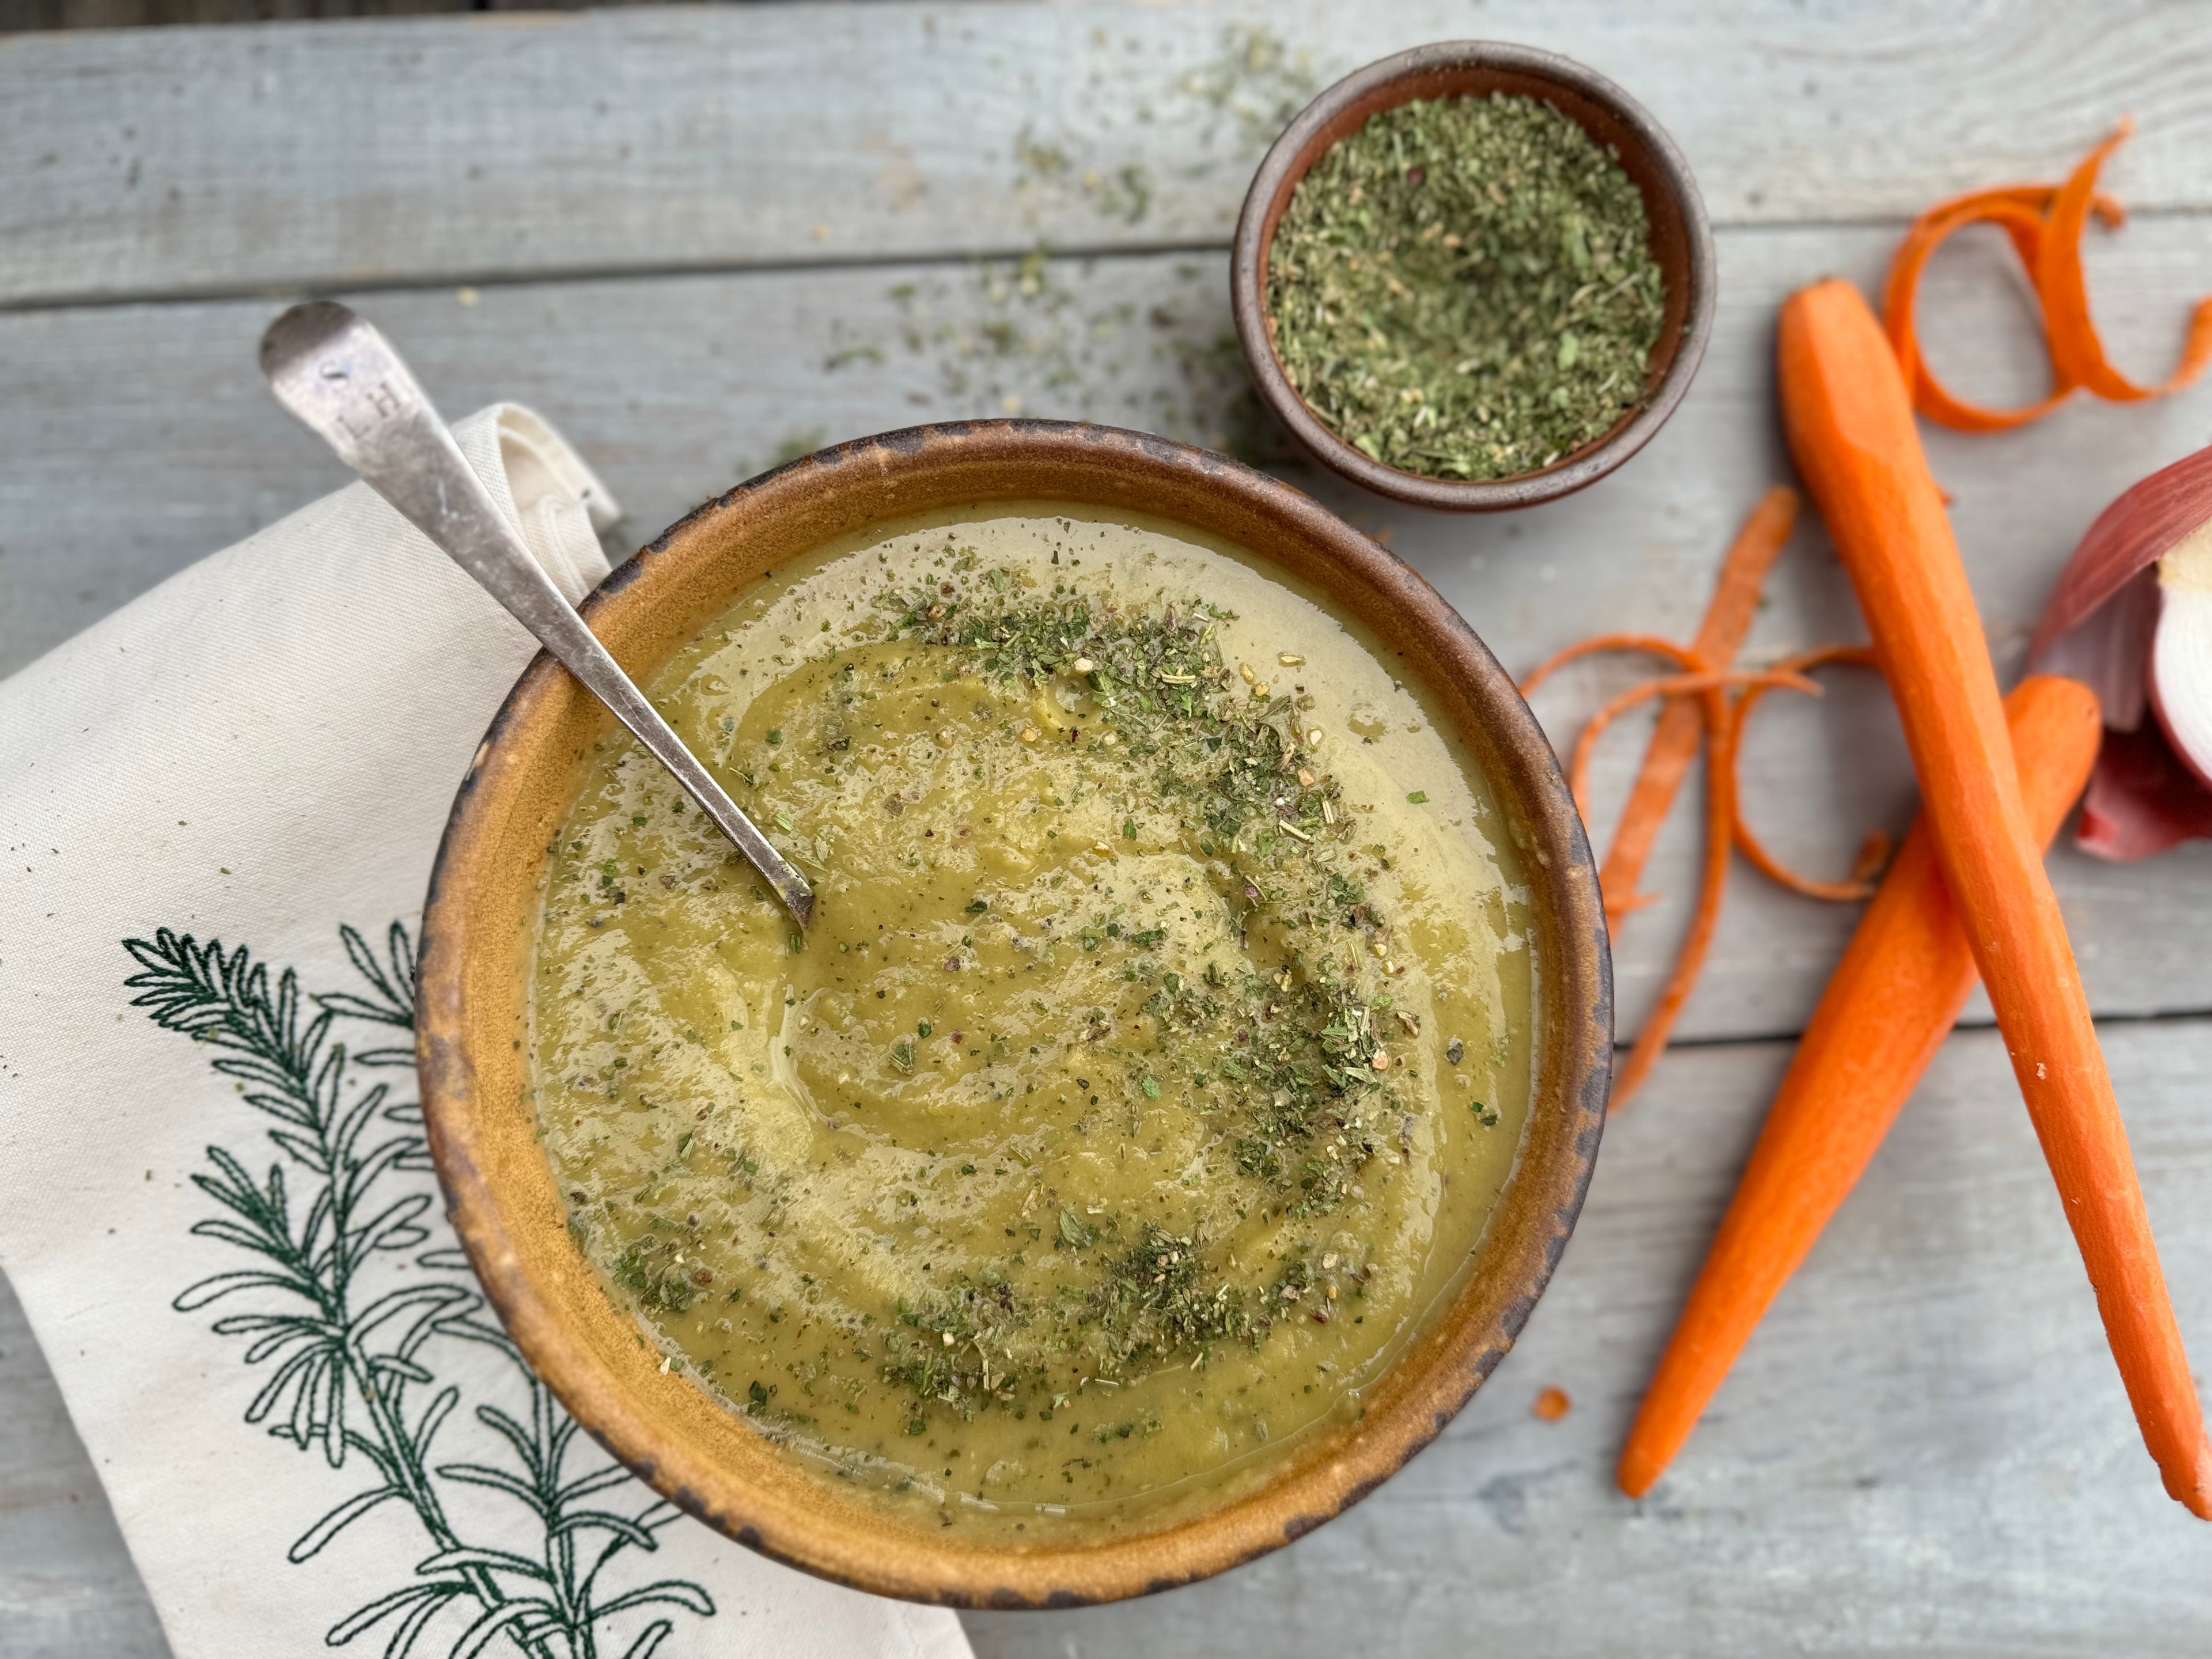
[[1264, 92, 1665, 480], [531, 506, 1537, 1536]]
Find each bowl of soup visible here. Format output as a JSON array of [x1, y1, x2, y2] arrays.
[[416, 420, 1611, 1605]]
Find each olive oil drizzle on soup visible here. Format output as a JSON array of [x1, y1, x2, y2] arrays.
[[532, 506, 1535, 1536]]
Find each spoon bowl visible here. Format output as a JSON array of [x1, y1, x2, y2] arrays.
[[259, 301, 814, 925]]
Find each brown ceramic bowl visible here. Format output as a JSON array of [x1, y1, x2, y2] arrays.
[[1232, 41, 1715, 512], [416, 420, 1612, 1607]]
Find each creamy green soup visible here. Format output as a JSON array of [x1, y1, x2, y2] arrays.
[[531, 504, 1535, 1539]]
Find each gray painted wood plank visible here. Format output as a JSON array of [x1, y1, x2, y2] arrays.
[[964, 1016, 2212, 1658], [0, 1271, 169, 1658], [10, 0, 2212, 306], [7, 221, 2212, 1036]]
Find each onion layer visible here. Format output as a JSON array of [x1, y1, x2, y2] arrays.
[[2152, 525, 2212, 789], [2031, 445, 2212, 858]]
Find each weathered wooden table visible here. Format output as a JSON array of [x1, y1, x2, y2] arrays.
[[7, 2, 2212, 1653]]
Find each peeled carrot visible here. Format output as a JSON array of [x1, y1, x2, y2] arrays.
[[1618, 675, 2103, 1498], [1596, 487, 1799, 928], [1778, 276, 2212, 1518]]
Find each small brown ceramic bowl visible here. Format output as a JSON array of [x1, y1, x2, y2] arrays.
[[416, 421, 1611, 1607], [1232, 40, 1716, 512]]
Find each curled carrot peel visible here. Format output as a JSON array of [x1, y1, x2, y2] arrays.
[[1883, 122, 2212, 430], [1884, 199, 2077, 431], [1520, 632, 1716, 927], [1881, 185, 2123, 398], [1526, 628, 1876, 1111], [2039, 122, 2212, 403], [1566, 669, 1817, 820], [1531, 637, 1716, 929], [1608, 691, 1738, 1112], [1518, 491, 1844, 1109], [1566, 669, 1816, 1113], [1730, 646, 1888, 901], [1518, 633, 1713, 699], [1599, 487, 1800, 929], [1521, 492, 1801, 933]]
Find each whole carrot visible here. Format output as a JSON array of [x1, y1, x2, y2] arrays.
[[1618, 675, 2102, 1497], [1599, 486, 1798, 927], [1778, 277, 2212, 1517]]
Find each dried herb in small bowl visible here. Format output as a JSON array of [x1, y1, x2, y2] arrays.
[[1264, 91, 1665, 481]]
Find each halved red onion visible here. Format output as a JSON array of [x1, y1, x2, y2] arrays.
[[2150, 524, 2212, 787], [2029, 442, 2212, 858]]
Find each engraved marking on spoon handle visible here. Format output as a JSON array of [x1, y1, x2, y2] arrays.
[[260, 301, 813, 926]]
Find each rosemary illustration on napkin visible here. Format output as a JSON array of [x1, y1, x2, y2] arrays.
[[124, 923, 716, 1659]]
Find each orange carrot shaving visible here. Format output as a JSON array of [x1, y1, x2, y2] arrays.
[[1608, 690, 1737, 1112], [1884, 198, 2078, 431], [1597, 488, 1799, 928], [2039, 123, 2212, 403], [1568, 668, 1816, 1111], [1526, 625, 1878, 1109], [1884, 123, 2212, 430], [1729, 646, 1887, 900], [1517, 495, 1856, 1108], [1566, 669, 1817, 819], [1518, 633, 1711, 699], [1520, 634, 1721, 923]]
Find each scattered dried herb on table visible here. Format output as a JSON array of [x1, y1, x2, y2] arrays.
[[1265, 91, 1665, 479]]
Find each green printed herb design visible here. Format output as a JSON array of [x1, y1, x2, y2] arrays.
[[124, 922, 715, 1659]]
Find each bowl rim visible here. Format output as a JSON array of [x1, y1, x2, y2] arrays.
[[1231, 39, 1718, 512], [416, 418, 1612, 1607]]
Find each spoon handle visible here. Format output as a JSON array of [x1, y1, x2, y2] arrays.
[[260, 301, 813, 926]]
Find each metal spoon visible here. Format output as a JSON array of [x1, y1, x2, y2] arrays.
[[260, 300, 813, 926]]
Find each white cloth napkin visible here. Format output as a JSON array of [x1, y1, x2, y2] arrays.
[[0, 406, 974, 1659]]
